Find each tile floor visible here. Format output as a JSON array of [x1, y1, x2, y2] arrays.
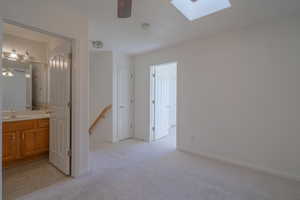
[[3, 156, 69, 200]]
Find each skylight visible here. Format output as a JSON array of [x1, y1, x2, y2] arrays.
[[171, 0, 231, 21]]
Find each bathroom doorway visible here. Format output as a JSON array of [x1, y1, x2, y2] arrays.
[[1, 21, 72, 199]]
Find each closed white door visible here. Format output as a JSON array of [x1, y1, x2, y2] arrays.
[[49, 50, 71, 175], [117, 67, 133, 141]]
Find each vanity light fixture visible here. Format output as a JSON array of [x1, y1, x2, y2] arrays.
[[9, 49, 18, 60], [2, 68, 7, 76], [25, 73, 31, 78], [2, 68, 15, 77]]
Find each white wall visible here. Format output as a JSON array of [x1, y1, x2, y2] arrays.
[[89, 51, 113, 148], [134, 17, 300, 180], [0, 0, 89, 177], [89, 51, 133, 146]]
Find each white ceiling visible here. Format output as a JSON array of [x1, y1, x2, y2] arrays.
[[88, 0, 300, 55]]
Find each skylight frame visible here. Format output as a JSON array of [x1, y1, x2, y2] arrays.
[[171, 0, 232, 21]]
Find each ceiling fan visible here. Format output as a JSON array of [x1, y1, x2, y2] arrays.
[[118, 0, 132, 18]]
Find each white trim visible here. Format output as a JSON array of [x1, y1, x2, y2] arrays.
[[112, 54, 119, 143], [149, 65, 156, 143], [178, 148, 300, 182], [0, 19, 4, 198]]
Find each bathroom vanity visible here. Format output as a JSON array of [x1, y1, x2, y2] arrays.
[[2, 112, 50, 167]]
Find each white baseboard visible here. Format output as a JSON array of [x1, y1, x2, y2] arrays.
[[178, 148, 300, 182]]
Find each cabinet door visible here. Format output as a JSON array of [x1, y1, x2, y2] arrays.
[[21, 130, 36, 157], [35, 128, 49, 154], [3, 132, 17, 162]]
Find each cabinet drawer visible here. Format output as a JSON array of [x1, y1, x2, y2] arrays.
[[3, 120, 37, 132], [38, 119, 49, 128]]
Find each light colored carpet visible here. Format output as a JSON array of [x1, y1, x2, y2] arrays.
[[16, 134, 300, 200]]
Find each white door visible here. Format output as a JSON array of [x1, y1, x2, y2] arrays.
[[117, 67, 133, 141], [154, 66, 171, 140], [49, 48, 71, 175], [153, 63, 177, 140]]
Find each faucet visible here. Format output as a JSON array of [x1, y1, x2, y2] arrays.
[[10, 107, 17, 119]]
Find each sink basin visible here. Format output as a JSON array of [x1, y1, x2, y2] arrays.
[[3, 116, 11, 120]]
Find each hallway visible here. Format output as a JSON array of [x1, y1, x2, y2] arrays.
[[19, 135, 300, 200]]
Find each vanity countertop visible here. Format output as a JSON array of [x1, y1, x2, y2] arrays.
[[2, 110, 50, 122]]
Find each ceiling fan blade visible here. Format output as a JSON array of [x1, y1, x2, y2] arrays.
[[118, 0, 132, 18]]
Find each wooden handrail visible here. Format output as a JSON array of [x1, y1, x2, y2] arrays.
[[89, 104, 112, 135]]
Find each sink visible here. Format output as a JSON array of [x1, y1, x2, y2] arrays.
[[2, 112, 50, 122], [3, 116, 11, 120]]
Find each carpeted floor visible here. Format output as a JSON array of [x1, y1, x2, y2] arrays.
[[17, 134, 300, 200]]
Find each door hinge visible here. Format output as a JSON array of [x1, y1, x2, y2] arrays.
[[68, 102, 71, 109], [130, 123, 133, 129], [152, 127, 155, 132], [152, 73, 156, 78], [130, 73, 134, 79], [152, 100, 155, 104], [67, 149, 72, 157]]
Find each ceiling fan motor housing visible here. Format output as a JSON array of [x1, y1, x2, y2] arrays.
[[118, 0, 132, 18]]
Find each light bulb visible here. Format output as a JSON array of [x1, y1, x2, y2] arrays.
[[7, 71, 14, 77], [25, 73, 31, 78], [64, 61, 68, 69], [24, 51, 30, 60], [10, 49, 18, 60]]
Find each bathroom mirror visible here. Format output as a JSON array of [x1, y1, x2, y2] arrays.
[[2, 59, 32, 111]]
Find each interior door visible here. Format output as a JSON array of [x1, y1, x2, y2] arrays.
[[117, 67, 133, 141], [154, 66, 172, 140], [49, 46, 71, 175]]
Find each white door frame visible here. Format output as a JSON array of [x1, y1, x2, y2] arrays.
[[149, 62, 178, 145], [0, 19, 78, 176], [0, 19, 4, 198]]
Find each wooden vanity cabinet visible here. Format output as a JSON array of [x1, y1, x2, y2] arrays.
[[3, 131, 18, 162], [2, 119, 49, 166]]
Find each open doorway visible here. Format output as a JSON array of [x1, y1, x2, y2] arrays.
[[2, 22, 72, 199], [150, 62, 177, 146]]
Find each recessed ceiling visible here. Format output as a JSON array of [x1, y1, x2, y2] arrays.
[[87, 0, 300, 55]]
